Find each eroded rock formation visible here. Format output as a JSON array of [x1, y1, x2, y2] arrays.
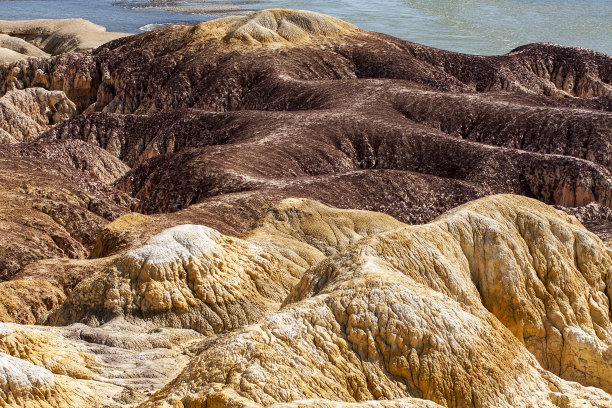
[[0, 9, 610, 408], [0, 139, 132, 323], [36, 195, 612, 407], [0, 88, 76, 142], [6, 9, 603, 234]]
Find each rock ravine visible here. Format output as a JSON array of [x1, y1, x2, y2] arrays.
[[0, 8, 611, 408]]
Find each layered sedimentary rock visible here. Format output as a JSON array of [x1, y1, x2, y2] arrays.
[[0, 138, 131, 323], [7, 9, 604, 235], [0, 257, 115, 324], [0, 9, 610, 408]]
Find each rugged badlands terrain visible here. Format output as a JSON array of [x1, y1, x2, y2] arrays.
[[0, 8, 611, 408]]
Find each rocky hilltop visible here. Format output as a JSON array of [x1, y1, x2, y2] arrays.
[[0, 9, 611, 408]]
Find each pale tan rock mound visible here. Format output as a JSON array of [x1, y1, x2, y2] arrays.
[[243, 198, 405, 273], [0, 47, 28, 64], [49, 200, 404, 335], [0, 19, 129, 55], [196, 9, 357, 46], [0, 88, 76, 142], [0, 34, 48, 58], [47, 224, 288, 334]]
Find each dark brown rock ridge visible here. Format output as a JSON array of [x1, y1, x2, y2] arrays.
[[16, 9, 607, 236]]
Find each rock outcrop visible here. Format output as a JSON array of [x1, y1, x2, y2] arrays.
[[3, 194, 612, 407], [0, 88, 76, 142], [0, 33, 48, 64], [0, 139, 131, 281], [0, 319, 202, 407], [133, 195, 612, 407], [0, 138, 131, 323], [38, 194, 612, 408], [47, 199, 404, 333], [8, 9, 604, 237]]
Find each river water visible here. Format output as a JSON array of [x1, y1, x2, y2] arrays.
[[0, 0, 610, 55]]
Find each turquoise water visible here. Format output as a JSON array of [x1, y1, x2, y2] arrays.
[[0, 0, 610, 55]]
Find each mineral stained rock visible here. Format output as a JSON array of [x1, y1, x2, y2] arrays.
[[18, 8, 609, 233], [0, 8, 611, 408]]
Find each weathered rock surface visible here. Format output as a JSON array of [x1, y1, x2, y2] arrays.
[[47, 199, 404, 334], [0, 195, 612, 407], [0, 9, 611, 408], [0, 88, 76, 143], [0, 257, 114, 325], [0, 139, 131, 281], [0, 33, 48, 64], [14, 9, 607, 236], [0, 138, 131, 323], [113, 195, 612, 407], [0, 319, 201, 407], [0, 47, 28, 64]]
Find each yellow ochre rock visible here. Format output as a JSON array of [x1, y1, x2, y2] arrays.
[[138, 195, 612, 407], [47, 199, 402, 335], [5, 194, 612, 407], [193, 9, 357, 46]]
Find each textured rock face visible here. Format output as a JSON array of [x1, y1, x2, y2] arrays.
[[48, 224, 288, 333], [127, 195, 612, 407], [217, 9, 357, 45], [17, 9, 607, 235], [48, 200, 404, 333], [0, 88, 76, 143], [0, 138, 130, 322], [0, 320, 201, 407], [1, 195, 612, 407], [0, 139, 131, 281], [0, 257, 114, 324]]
